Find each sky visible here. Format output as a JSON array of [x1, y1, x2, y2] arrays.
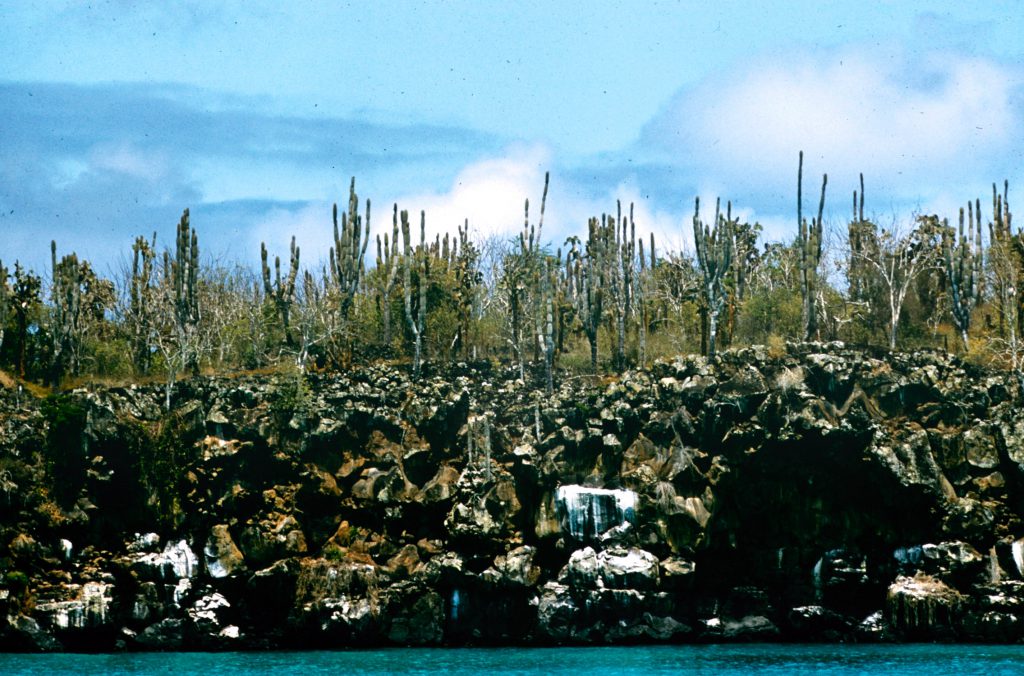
[[2, 1, 1023, 274]]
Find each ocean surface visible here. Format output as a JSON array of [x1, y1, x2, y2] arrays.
[[1, 644, 1024, 675]]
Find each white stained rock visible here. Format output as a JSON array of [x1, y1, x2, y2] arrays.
[[555, 485, 637, 539], [188, 592, 231, 634], [219, 625, 240, 639], [164, 540, 199, 579], [134, 539, 199, 582], [170, 577, 192, 608], [1012, 538, 1024, 578], [35, 582, 113, 631], [128, 532, 162, 553]]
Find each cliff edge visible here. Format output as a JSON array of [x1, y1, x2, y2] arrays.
[[2, 343, 1024, 650]]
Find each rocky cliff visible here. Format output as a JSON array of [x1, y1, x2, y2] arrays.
[[2, 343, 1024, 650]]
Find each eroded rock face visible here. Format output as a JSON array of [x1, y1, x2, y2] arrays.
[[3, 345, 1024, 648]]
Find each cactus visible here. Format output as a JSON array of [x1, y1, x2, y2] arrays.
[[847, 173, 876, 304], [610, 201, 637, 371], [329, 177, 370, 323], [261, 236, 300, 347], [943, 207, 980, 351], [50, 241, 84, 385], [988, 180, 1018, 363], [401, 209, 428, 378], [452, 219, 481, 360], [524, 176, 559, 391], [693, 197, 734, 358], [159, 208, 202, 408], [526, 173, 549, 370], [635, 232, 656, 368], [797, 151, 827, 341], [568, 214, 612, 371], [0, 260, 9, 356], [375, 205, 402, 349], [11, 263, 40, 378], [502, 172, 549, 381], [535, 254, 557, 393], [130, 233, 157, 375]]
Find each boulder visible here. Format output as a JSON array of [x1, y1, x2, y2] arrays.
[[204, 525, 245, 578], [886, 574, 963, 639]]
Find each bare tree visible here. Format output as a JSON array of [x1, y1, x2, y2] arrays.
[[152, 209, 203, 410], [850, 216, 942, 350]]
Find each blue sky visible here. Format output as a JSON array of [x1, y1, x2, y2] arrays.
[[2, 1, 1022, 273]]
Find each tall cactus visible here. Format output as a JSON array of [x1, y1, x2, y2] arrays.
[[160, 208, 201, 408], [525, 175, 557, 389], [847, 173, 876, 304], [693, 197, 734, 359], [610, 201, 637, 371], [535, 254, 557, 393], [503, 171, 549, 380], [988, 181, 1016, 361], [130, 232, 157, 375], [329, 177, 370, 323], [636, 232, 656, 368], [261, 236, 300, 347], [943, 208, 980, 351], [568, 215, 612, 371], [0, 260, 9, 357], [798, 151, 828, 341], [50, 241, 83, 385], [452, 219, 481, 360], [375, 205, 402, 349], [171, 208, 200, 337], [11, 263, 40, 378], [401, 209, 428, 378]]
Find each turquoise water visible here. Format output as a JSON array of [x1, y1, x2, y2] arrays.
[[1, 645, 1023, 675]]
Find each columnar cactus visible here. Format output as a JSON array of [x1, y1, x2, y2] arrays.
[[568, 215, 612, 371], [170, 209, 200, 335], [798, 151, 828, 341], [261, 236, 300, 347], [11, 263, 41, 378], [401, 209, 428, 378], [535, 253, 558, 393], [988, 181, 1016, 347], [452, 219, 481, 360], [943, 208, 980, 351], [635, 232, 656, 367], [375, 206, 402, 349], [693, 197, 734, 359], [50, 241, 83, 384], [130, 233, 157, 375], [847, 173, 876, 304], [501, 171, 549, 381], [526, 173, 549, 368], [610, 201, 637, 371], [0, 260, 9, 356], [329, 177, 370, 323], [158, 209, 202, 408]]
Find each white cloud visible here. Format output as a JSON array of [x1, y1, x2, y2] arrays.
[[642, 45, 1024, 225], [377, 145, 694, 261], [90, 142, 170, 182], [378, 144, 553, 243]]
